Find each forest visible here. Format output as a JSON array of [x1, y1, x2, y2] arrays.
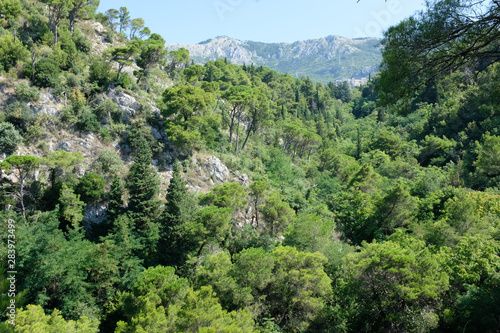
[[0, 0, 500, 332]]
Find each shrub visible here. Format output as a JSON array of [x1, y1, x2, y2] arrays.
[[0, 31, 29, 72], [75, 173, 106, 203], [32, 58, 60, 88], [14, 83, 40, 102], [76, 109, 100, 133], [0, 122, 23, 154], [5, 102, 35, 133], [88, 59, 111, 89]]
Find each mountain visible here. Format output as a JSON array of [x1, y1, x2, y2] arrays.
[[167, 35, 382, 85]]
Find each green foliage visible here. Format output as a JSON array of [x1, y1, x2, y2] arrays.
[[0, 122, 22, 154], [14, 83, 40, 102], [4, 102, 35, 133], [0, 31, 29, 72], [338, 232, 449, 332], [32, 57, 61, 88], [157, 163, 198, 267], [196, 246, 331, 332], [0, 0, 22, 20], [126, 136, 162, 259], [76, 173, 106, 204], [13, 304, 99, 332], [76, 109, 100, 133], [88, 59, 112, 89]]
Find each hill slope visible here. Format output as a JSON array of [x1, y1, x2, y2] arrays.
[[167, 35, 382, 84]]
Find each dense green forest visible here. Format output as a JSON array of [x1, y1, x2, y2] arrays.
[[1, 0, 500, 332]]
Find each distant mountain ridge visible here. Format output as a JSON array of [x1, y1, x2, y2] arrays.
[[167, 35, 382, 85]]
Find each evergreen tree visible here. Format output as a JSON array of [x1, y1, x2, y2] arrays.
[[107, 175, 124, 222], [157, 163, 197, 267], [127, 136, 162, 259]]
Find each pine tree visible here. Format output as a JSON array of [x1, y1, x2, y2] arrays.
[[107, 175, 124, 222], [127, 136, 162, 259], [157, 162, 197, 267]]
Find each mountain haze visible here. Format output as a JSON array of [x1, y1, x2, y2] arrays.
[[167, 35, 382, 85]]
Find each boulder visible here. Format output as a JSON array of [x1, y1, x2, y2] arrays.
[[205, 156, 229, 182]]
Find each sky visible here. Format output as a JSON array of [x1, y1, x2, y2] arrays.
[[97, 0, 427, 45]]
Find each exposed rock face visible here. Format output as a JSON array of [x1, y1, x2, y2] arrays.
[[238, 174, 250, 187], [84, 203, 108, 225], [31, 93, 61, 116], [204, 156, 229, 182]]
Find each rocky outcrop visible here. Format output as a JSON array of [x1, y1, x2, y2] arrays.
[[204, 156, 229, 182], [106, 88, 161, 124], [84, 203, 108, 225]]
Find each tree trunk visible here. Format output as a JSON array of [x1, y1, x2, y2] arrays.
[[54, 23, 58, 44], [31, 50, 36, 81], [19, 176, 26, 218], [145, 68, 150, 91], [241, 122, 253, 151], [235, 115, 240, 154]]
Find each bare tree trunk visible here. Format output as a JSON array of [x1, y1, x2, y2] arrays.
[[235, 115, 240, 155], [54, 23, 58, 44]]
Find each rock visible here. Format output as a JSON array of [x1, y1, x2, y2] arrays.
[[91, 22, 106, 36], [32, 106, 59, 116], [58, 141, 72, 152], [84, 203, 108, 225], [238, 174, 250, 187], [205, 156, 229, 182], [149, 126, 163, 140]]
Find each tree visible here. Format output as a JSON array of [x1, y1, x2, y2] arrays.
[[162, 85, 213, 127], [0, 31, 29, 72], [108, 39, 141, 81], [129, 18, 145, 39], [0, 155, 40, 218], [261, 191, 295, 236], [107, 175, 124, 222], [0, 0, 22, 20], [475, 132, 500, 177], [241, 88, 271, 151], [14, 304, 99, 333], [167, 47, 190, 74], [68, 0, 99, 34], [157, 163, 198, 267], [58, 183, 85, 229], [222, 85, 256, 149], [248, 180, 268, 227], [118, 7, 130, 33], [75, 173, 106, 204], [378, 0, 500, 105], [42, 0, 72, 44], [126, 136, 162, 258], [105, 8, 119, 31], [136, 33, 167, 91], [0, 122, 22, 155], [338, 232, 449, 332]]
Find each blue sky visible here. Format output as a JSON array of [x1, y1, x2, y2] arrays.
[[97, 0, 426, 44]]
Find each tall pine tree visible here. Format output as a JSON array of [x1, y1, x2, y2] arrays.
[[127, 136, 162, 260], [157, 162, 197, 268]]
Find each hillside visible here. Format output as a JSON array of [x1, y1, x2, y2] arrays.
[[167, 35, 381, 85], [1, 0, 500, 332]]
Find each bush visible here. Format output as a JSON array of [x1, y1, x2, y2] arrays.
[[0, 122, 23, 154], [76, 109, 100, 133], [88, 59, 111, 89], [32, 58, 61, 88], [0, 31, 29, 72], [75, 173, 106, 203], [5, 102, 35, 132], [15, 83, 40, 102], [72, 28, 91, 53]]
